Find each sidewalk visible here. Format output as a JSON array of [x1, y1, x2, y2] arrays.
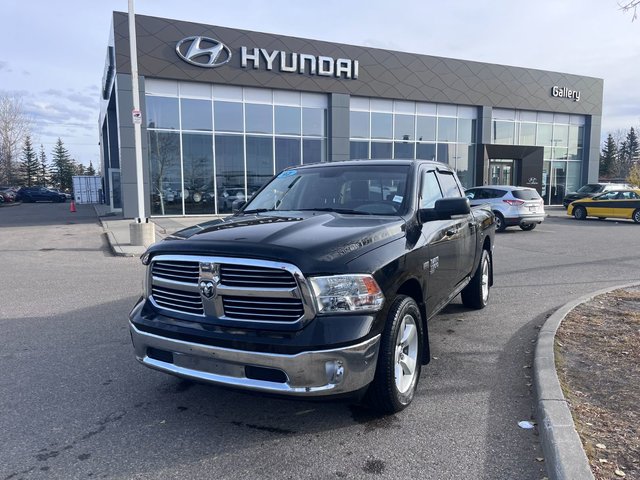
[[94, 204, 222, 257]]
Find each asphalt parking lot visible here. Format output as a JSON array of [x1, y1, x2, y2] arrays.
[[1, 203, 639, 480]]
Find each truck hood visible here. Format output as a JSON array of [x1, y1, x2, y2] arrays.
[[147, 212, 406, 273]]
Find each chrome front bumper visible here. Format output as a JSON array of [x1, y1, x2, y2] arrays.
[[130, 323, 381, 396]]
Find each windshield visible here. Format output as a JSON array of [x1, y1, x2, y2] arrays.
[[243, 164, 410, 216], [577, 184, 602, 193]]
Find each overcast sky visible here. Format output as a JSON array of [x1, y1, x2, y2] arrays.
[[0, 0, 638, 166]]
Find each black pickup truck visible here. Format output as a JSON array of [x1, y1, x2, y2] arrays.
[[130, 160, 495, 413]]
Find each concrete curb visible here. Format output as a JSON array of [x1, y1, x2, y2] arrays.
[[534, 282, 640, 480], [103, 230, 138, 257], [94, 205, 143, 257]]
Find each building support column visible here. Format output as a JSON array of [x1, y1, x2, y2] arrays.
[[329, 93, 350, 162]]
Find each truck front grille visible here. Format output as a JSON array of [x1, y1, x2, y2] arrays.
[[148, 255, 311, 326]]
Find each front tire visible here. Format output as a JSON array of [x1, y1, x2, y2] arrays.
[[573, 206, 587, 220], [366, 296, 423, 414], [633, 209, 640, 224], [519, 223, 536, 231], [494, 212, 506, 232], [461, 249, 491, 309]]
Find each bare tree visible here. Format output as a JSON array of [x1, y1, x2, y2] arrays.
[[620, 1, 640, 20], [0, 94, 31, 185]]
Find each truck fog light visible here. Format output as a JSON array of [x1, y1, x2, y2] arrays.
[[326, 360, 345, 384]]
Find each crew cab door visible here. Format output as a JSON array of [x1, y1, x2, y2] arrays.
[[435, 170, 475, 282], [419, 169, 461, 314]]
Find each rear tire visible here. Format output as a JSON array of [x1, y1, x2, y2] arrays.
[[494, 212, 506, 232], [633, 209, 640, 224], [365, 295, 423, 414], [519, 223, 536, 231], [461, 249, 491, 309], [573, 206, 587, 220]]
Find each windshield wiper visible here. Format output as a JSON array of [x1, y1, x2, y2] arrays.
[[296, 208, 372, 215], [242, 208, 273, 214]]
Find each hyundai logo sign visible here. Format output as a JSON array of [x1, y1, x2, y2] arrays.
[[176, 36, 232, 68]]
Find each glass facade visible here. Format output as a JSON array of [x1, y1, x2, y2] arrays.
[[145, 80, 327, 215], [141, 78, 590, 215], [492, 108, 586, 204], [349, 97, 477, 188]]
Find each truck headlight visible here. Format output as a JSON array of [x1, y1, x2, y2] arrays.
[[309, 274, 384, 314]]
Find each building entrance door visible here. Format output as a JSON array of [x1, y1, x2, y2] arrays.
[[489, 159, 514, 185], [543, 161, 567, 205], [109, 168, 122, 211]]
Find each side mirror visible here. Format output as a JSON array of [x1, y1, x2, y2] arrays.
[[419, 197, 470, 222]]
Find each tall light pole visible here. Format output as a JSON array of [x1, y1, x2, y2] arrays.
[[128, 0, 155, 246]]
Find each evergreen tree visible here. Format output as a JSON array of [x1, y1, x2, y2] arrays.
[[627, 162, 640, 188], [617, 129, 639, 178], [617, 140, 628, 178], [51, 138, 74, 190], [38, 144, 49, 186], [75, 163, 85, 176], [18, 135, 39, 187], [625, 127, 639, 162], [86, 161, 96, 176], [599, 134, 617, 178]]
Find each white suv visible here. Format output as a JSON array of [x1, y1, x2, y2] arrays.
[[465, 185, 545, 232]]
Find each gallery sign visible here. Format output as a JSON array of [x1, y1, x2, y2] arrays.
[[175, 36, 359, 80], [551, 86, 581, 102]]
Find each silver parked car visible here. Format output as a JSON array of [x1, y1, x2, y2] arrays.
[[465, 185, 545, 232]]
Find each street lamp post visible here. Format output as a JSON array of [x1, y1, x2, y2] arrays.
[[128, 0, 155, 246]]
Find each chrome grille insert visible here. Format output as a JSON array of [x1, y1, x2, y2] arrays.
[[152, 260, 199, 283], [220, 264, 297, 288], [151, 285, 204, 315], [223, 297, 304, 322]]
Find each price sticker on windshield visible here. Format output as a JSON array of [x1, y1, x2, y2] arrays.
[[278, 169, 297, 178]]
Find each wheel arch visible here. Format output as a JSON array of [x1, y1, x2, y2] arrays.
[[482, 236, 494, 287], [395, 278, 430, 364]]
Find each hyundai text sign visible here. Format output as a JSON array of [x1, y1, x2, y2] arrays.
[[240, 47, 359, 79], [175, 36, 359, 79], [176, 36, 232, 67], [551, 86, 581, 102]]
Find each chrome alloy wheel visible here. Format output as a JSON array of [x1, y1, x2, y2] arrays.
[[394, 314, 419, 394], [481, 256, 490, 304]]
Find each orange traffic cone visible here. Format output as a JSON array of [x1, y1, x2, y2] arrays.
[[70, 200, 76, 213]]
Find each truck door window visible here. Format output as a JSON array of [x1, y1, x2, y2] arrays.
[[420, 171, 443, 208], [436, 171, 463, 198]]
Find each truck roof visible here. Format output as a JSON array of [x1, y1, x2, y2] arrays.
[[284, 159, 451, 171]]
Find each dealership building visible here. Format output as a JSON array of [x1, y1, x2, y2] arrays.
[[99, 12, 604, 217]]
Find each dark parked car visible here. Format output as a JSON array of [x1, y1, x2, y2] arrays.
[[16, 187, 66, 203], [50, 188, 72, 200], [562, 183, 630, 208]]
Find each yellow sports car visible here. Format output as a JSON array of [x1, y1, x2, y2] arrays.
[[567, 189, 640, 223]]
